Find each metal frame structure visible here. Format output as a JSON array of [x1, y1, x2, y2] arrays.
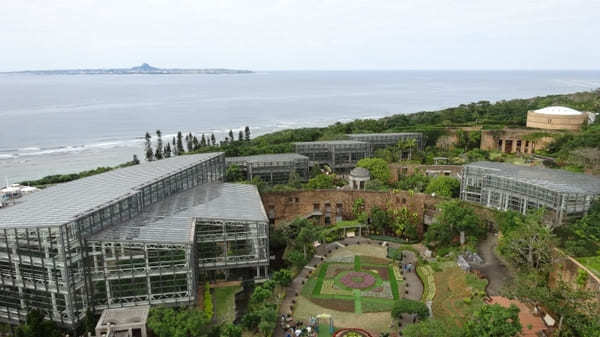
[[226, 153, 309, 184], [346, 133, 424, 152], [461, 161, 600, 224], [0, 153, 269, 328], [294, 140, 371, 171]]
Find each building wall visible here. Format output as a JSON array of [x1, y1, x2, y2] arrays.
[[261, 190, 439, 237], [389, 163, 463, 182], [526, 111, 587, 131], [480, 129, 556, 154]]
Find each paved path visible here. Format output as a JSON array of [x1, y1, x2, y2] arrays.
[[471, 233, 513, 296]]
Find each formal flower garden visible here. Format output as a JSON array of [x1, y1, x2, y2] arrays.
[[302, 252, 403, 314]]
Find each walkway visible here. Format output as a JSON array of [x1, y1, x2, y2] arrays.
[[471, 233, 513, 296]]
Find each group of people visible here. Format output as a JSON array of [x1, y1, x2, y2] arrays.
[[402, 262, 413, 273], [283, 316, 318, 337]]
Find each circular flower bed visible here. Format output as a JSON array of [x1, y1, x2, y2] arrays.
[[332, 328, 374, 337], [339, 271, 376, 289]]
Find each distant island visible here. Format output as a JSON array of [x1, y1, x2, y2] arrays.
[[3, 63, 253, 75]]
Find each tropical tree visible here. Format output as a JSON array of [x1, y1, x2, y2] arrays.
[[297, 222, 321, 259], [272, 268, 293, 286], [244, 126, 251, 141], [357, 158, 391, 183], [392, 207, 419, 240], [226, 164, 245, 182], [463, 304, 521, 337], [154, 130, 163, 160], [144, 132, 154, 161], [371, 206, 392, 235], [238, 130, 244, 141], [172, 136, 178, 155], [164, 143, 172, 158], [425, 200, 482, 246], [15, 309, 61, 337], [498, 210, 554, 270], [210, 133, 216, 146], [229, 130, 234, 141], [425, 175, 460, 197], [177, 131, 184, 154], [306, 174, 335, 189]]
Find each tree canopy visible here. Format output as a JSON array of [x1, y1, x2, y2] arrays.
[[425, 176, 460, 197], [463, 304, 522, 337], [357, 158, 391, 183]]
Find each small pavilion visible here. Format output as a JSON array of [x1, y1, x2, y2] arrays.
[[95, 306, 149, 337]]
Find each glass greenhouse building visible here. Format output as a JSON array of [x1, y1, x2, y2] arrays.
[[461, 161, 600, 224], [294, 140, 371, 171], [225, 153, 309, 184], [0, 153, 269, 328], [346, 133, 424, 152]]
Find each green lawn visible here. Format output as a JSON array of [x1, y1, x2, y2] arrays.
[[577, 256, 600, 278], [214, 285, 241, 323]]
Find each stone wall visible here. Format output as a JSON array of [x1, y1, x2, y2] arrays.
[[389, 163, 463, 182], [549, 250, 600, 295], [261, 190, 439, 236]]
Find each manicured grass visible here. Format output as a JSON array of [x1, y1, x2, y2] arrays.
[[214, 285, 241, 323], [353, 289, 362, 314], [577, 256, 600, 277], [313, 263, 329, 296], [388, 265, 400, 300], [354, 255, 361, 271]]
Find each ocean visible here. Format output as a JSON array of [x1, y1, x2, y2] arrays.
[[1, 70, 599, 182]]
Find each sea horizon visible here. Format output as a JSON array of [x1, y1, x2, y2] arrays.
[[1, 69, 599, 182]]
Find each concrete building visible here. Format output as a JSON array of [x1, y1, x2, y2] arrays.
[[346, 133, 424, 154], [294, 140, 371, 171], [95, 306, 149, 337], [0, 153, 269, 328], [461, 161, 600, 225], [348, 167, 370, 190], [480, 128, 556, 154], [526, 106, 588, 131], [225, 153, 309, 184]]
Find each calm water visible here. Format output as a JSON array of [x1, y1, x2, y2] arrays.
[[1, 70, 599, 181]]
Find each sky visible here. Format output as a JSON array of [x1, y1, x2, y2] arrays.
[[1, 0, 599, 71]]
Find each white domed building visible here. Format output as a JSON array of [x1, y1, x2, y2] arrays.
[[349, 167, 370, 190], [526, 106, 588, 131]]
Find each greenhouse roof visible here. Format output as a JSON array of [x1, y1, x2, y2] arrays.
[[0, 153, 223, 229], [466, 161, 600, 194], [90, 183, 267, 243], [294, 140, 368, 145], [226, 153, 308, 164]]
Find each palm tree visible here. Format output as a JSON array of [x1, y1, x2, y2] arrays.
[[404, 138, 417, 161]]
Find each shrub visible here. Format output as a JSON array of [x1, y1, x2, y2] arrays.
[[391, 299, 429, 320]]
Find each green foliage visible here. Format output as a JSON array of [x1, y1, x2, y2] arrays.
[[370, 206, 393, 235], [396, 173, 431, 192], [498, 211, 554, 270], [402, 319, 462, 337], [222, 323, 242, 337], [305, 173, 336, 189], [556, 201, 600, 257], [425, 200, 483, 247], [225, 164, 245, 182], [365, 179, 388, 191], [19, 160, 139, 187], [463, 304, 522, 337], [391, 207, 419, 240], [425, 176, 460, 197], [357, 158, 391, 183], [15, 310, 61, 337], [391, 299, 430, 320], [352, 198, 365, 217], [272, 268, 293, 286], [204, 283, 213, 319], [285, 249, 308, 269], [147, 307, 210, 337]]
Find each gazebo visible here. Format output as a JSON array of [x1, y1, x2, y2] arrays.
[[349, 167, 370, 190], [95, 306, 149, 337]]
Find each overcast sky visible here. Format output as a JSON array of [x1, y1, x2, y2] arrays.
[[1, 0, 599, 71]]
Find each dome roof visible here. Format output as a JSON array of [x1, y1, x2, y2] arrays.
[[350, 167, 370, 178], [533, 106, 583, 116]]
